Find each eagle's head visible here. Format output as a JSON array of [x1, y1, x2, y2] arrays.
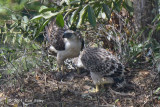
[[63, 30, 80, 41]]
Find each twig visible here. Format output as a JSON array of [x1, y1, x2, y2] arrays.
[[44, 73, 47, 86], [109, 88, 135, 96]]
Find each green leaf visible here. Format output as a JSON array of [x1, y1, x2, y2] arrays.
[[152, 14, 160, 23], [70, 0, 80, 5], [77, 5, 88, 28], [87, 5, 96, 27], [115, 99, 119, 103], [39, 5, 48, 13], [31, 15, 43, 21], [154, 87, 160, 94], [4, 35, 8, 44], [41, 11, 56, 19], [123, 2, 134, 12], [40, 8, 57, 13], [101, 12, 106, 19], [21, 16, 28, 30], [102, 4, 111, 20], [92, 1, 102, 17], [70, 7, 81, 25], [65, 0, 70, 5], [32, 44, 39, 50], [31, 11, 61, 20], [34, 19, 50, 39], [125, 0, 132, 7], [56, 14, 64, 28], [0, 73, 2, 79], [18, 35, 23, 44], [12, 34, 16, 44], [95, 7, 102, 17], [113, 0, 123, 12], [31, 6, 64, 21], [11, 14, 17, 21], [148, 30, 153, 39]]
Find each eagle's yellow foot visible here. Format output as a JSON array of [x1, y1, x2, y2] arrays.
[[88, 84, 99, 93], [96, 84, 99, 92], [61, 65, 65, 75], [77, 68, 80, 74], [58, 67, 61, 72], [58, 65, 65, 74]]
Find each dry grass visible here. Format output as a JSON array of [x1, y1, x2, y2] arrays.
[[0, 66, 160, 107]]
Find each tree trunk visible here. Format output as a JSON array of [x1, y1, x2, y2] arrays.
[[133, 0, 159, 42], [153, 0, 160, 43]]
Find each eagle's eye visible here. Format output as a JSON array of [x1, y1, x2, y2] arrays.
[[63, 32, 73, 38], [63, 30, 75, 38]]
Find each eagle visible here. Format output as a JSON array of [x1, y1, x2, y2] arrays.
[[77, 47, 125, 92], [45, 19, 84, 73]]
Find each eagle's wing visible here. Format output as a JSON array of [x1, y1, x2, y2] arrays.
[[80, 37, 84, 50], [45, 19, 68, 51], [81, 47, 124, 77]]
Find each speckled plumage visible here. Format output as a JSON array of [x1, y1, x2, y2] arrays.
[[78, 47, 125, 91]]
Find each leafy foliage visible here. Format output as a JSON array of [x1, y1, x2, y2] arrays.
[[0, 0, 42, 25], [0, 14, 49, 75], [56, 14, 65, 27], [88, 5, 96, 27], [31, 0, 133, 28]]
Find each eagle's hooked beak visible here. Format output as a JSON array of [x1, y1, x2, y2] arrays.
[[63, 32, 73, 38]]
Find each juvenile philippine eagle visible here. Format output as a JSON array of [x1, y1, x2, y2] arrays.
[[77, 47, 125, 92], [45, 19, 84, 73]]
